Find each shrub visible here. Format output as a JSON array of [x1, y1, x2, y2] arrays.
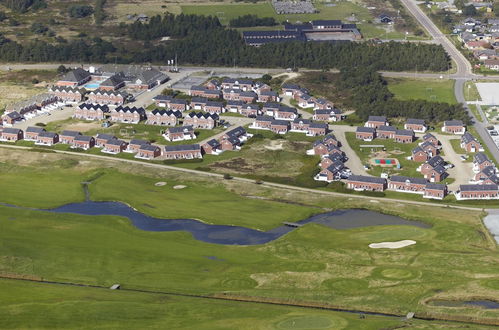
[[30, 22, 48, 34], [68, 5, 94, 18]]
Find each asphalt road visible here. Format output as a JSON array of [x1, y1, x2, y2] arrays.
[[399, 0, 499, 164], [399, 0, 473, 78], [454, 79, 499, 162]]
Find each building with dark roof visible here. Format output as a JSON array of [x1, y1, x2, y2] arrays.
[[57, 68, 91, 87], [347, 175, 387, 191]]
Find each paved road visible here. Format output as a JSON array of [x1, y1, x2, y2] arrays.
[[13, 106, 75, 131], [454, 79, 499, 162], [400, 0, 473, 78], [280, 96, 312, 119], [329, 125, 368, 176], [0, 143, 484, 211], [399, 0, 499, 164]]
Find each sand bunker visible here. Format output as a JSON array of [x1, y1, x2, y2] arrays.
[[173, 185, 187, 190], [155, 182, 167, 186], [369, 240, 416, 249]]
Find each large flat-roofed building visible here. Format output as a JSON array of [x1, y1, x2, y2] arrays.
[[243, 20, 361, 46]]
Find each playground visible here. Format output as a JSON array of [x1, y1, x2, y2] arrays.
[[370, 157, 400, 168]]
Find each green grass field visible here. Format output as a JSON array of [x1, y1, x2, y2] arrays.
[[1, 279, 486, 330], [1, 150, 499, 326], [468, 104, 484, 122], [464, 81, 482, 102], [387, 78, 457, 104], [181, 2, 372, 25], [345, 131, 422, 178]]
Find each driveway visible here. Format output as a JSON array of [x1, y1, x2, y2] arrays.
[[198, 116, 253, 145], [13, 106, 75, 131], [329, 124, 369, 176], [280, 95, 312, 119], [433, 133, 473, 191]]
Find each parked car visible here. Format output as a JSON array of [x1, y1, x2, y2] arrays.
[[460, 155, 468, 161]]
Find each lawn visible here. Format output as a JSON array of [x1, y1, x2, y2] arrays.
[[1, 149, 499, 324], [345, 131, 423, 178], [181, 2, 373, 26], [0, 279, 482, 330], [468, 104, 484, 122], [464, 81, 482, 102], [386, 78, 457, 104], [44, 118, 224, 145], [88, 170, 318, 231]]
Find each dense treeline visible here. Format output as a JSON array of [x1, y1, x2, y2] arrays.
[[127, 14, 222, 40], [229, 14, 277, 27], [124, 14, 449, 71], [0, 13, 449, 73], [0, 0, 45, 12], [338, 67, 470, 123]]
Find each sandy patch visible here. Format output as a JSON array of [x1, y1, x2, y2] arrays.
[[65, 121, 102, 132], [264, 140, 284, 151], [173, 185, 187, 190], [155, 181, 167, 186], [369, 240, 416, 249]]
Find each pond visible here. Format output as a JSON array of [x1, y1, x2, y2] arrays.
[[428, 299, 499, 310], [32, 202, 429, 245], [484, 210, 499, 244]]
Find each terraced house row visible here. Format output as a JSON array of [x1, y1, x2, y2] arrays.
[[307, 135, 350, 183], [281, 83, 344, 122], [346, 175, 448, 199], [356, 116, 415, 143], [74, 103, 220, 129]]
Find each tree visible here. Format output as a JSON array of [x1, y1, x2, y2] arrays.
[[57, 65, 68, 74], [463, 5, 477, 16], [454, 0, 466, 9], [261, 74, 272, 83]]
